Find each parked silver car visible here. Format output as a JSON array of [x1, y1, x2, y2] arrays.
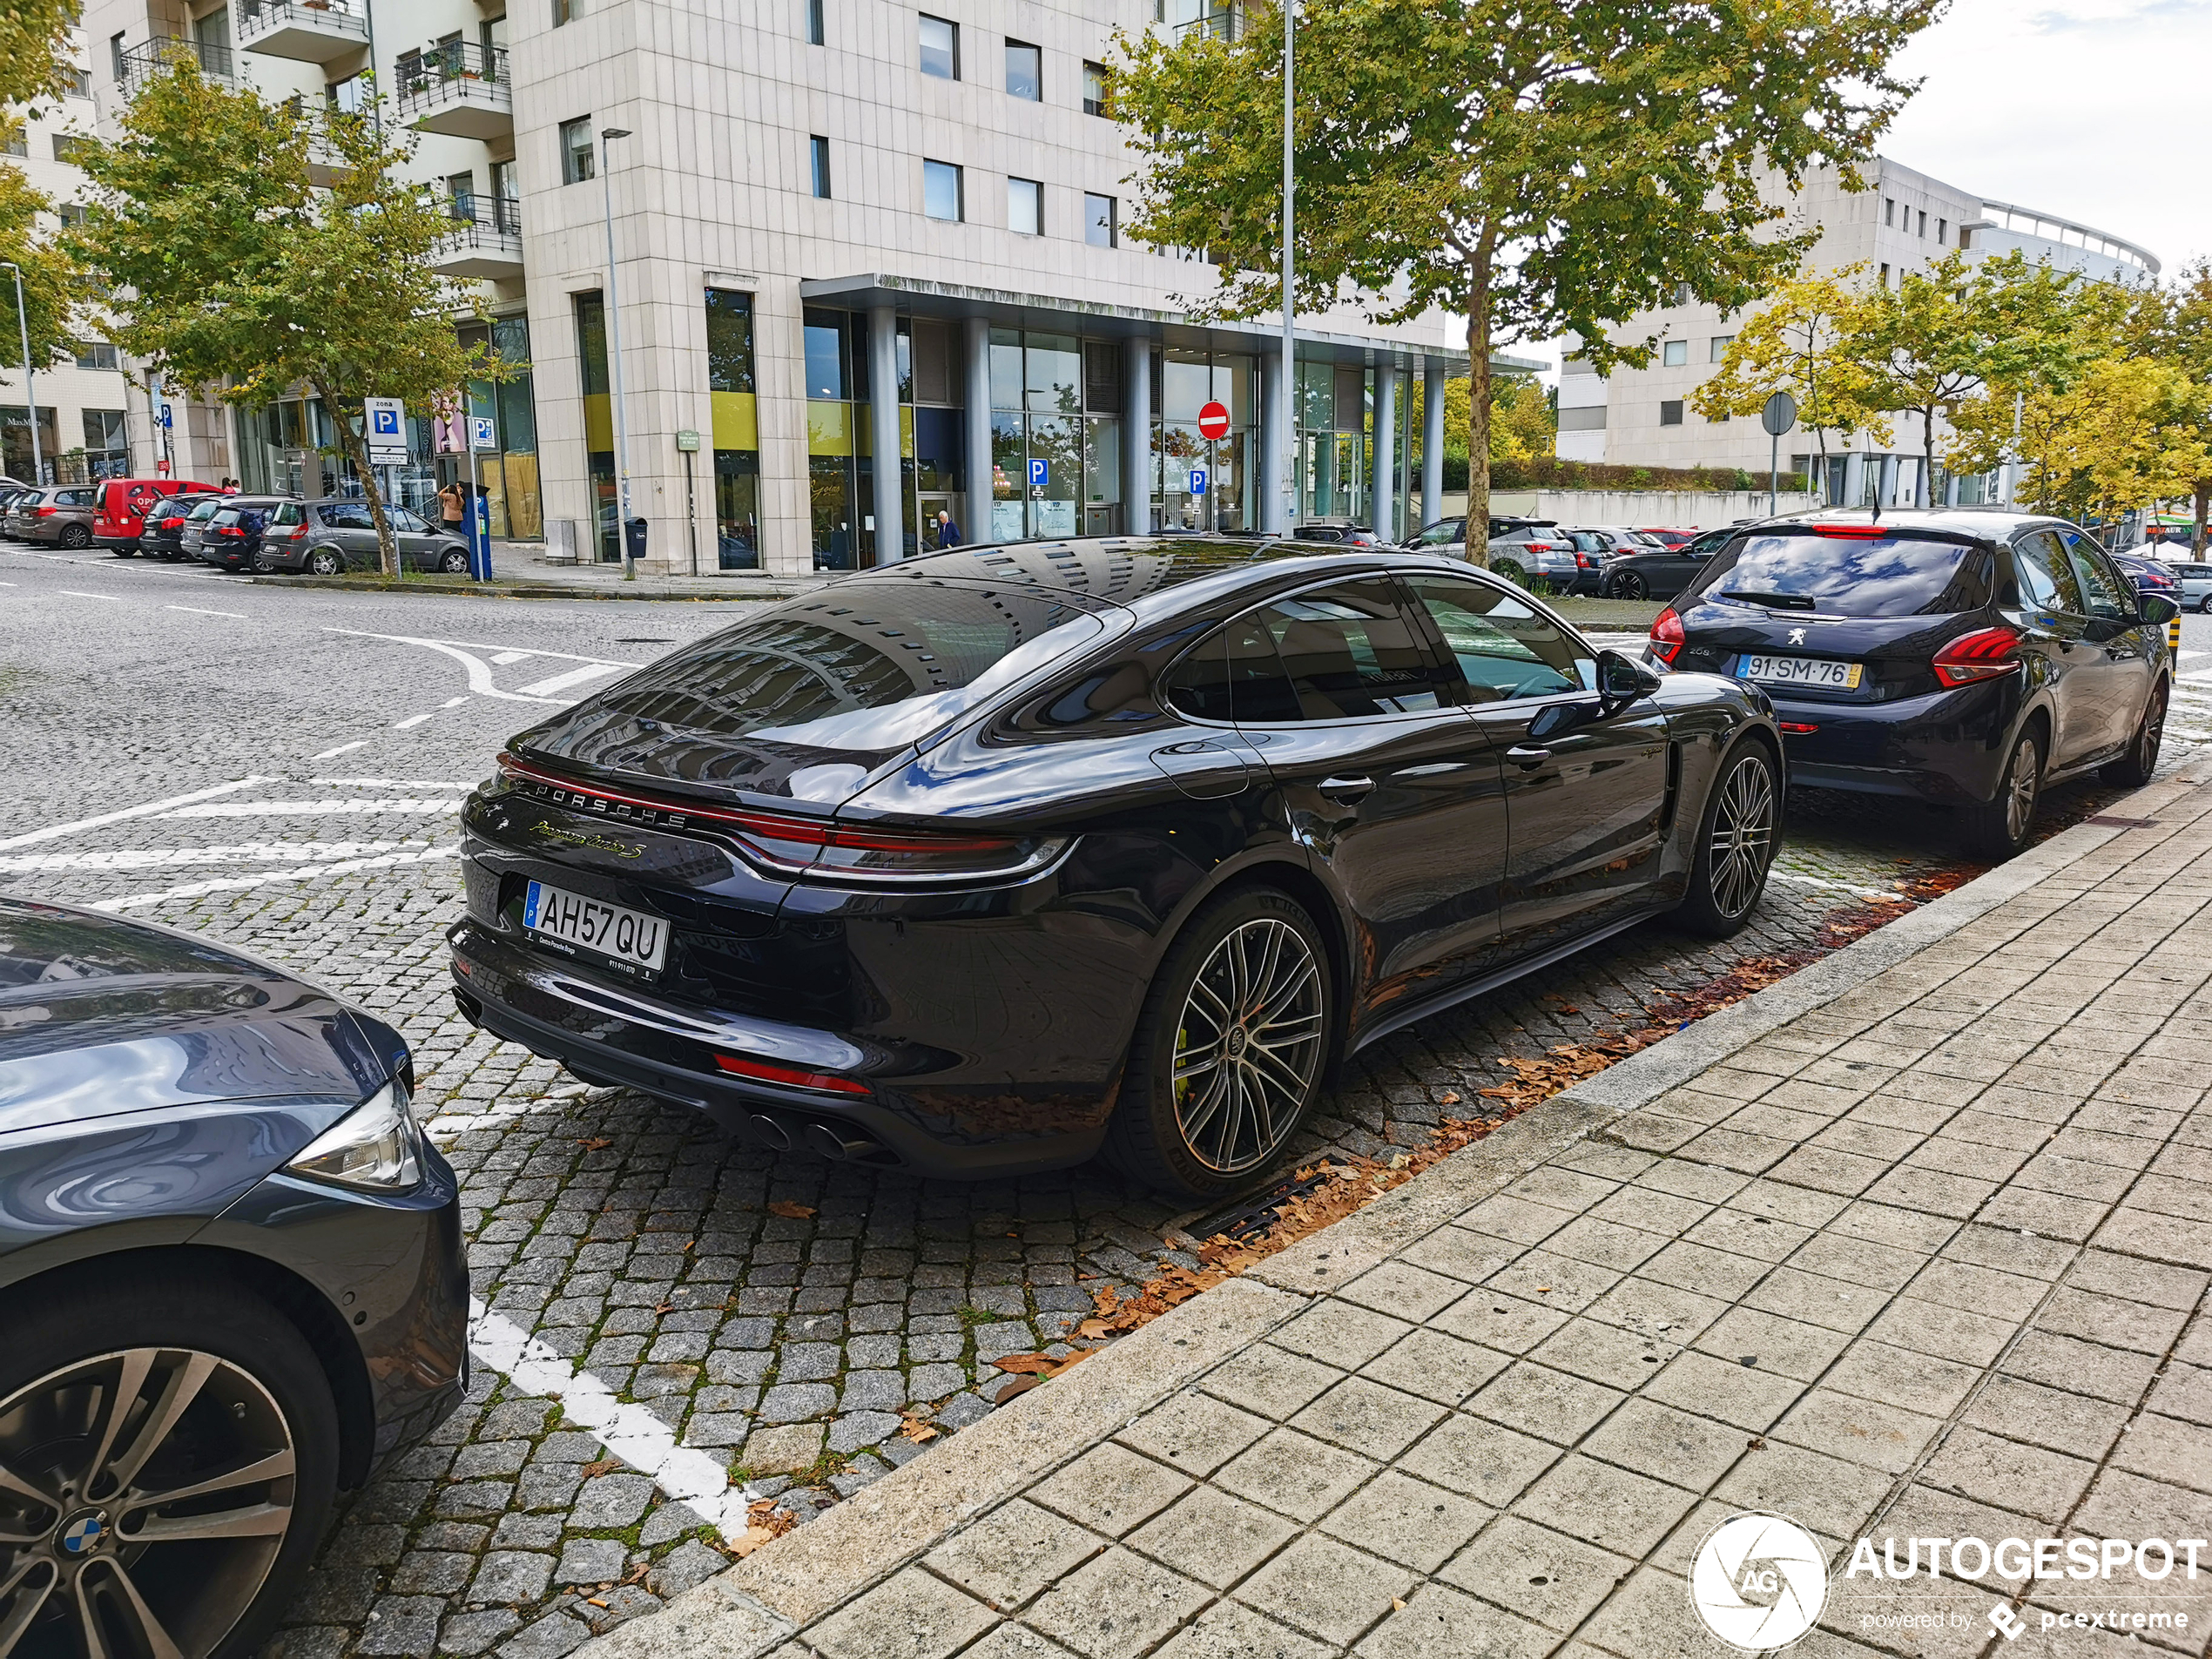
[[258, 497, 473, 575], [2169, 560, 2212, 613], [1406, 515, 1579, 585], [7, 485, 98, 548]]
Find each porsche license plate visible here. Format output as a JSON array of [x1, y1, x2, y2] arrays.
[[523, 880, 668, 972], [1740, 654, 1862, 689]]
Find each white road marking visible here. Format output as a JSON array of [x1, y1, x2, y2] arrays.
[[515, 663, 627, 698], [57, 590, 126, 603], [323, 631, 577, 705], [159, 798, 464, 819], [0, 776, 273, 851], [312, 776, 479, 790], [311, 741, 368, 759], [327, 626, 643, 671], [0, 839, 432, 875], [490, 650, 530, 664], [442, 696, 469, 708], [163, 604, 246, 618], [394, 711, 440, 729], [465, 1303, 750, 1535], [89, 846, 460, 911]]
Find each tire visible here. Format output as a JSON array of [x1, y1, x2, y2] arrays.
[[109, 544, 135, 558], [58, 524, 91, 550], [438, 549, 469, 574], [0, 1267, 340, 1659], [1673, 740, 1780, 936], [1961, 725, 2043, 860], [1608, 570, 1648, 600], [2101, 676, 2168, 788], [307, 547, 343, 577], [1491, 557, 1527, 587], [1105, 888, 1334, 1200], [2199, 593, 2210, 615]]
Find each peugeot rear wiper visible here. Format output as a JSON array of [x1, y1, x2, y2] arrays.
[[1720, 590, 1817, 610]]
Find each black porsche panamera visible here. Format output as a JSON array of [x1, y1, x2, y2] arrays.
[[448, 536, 1784, 1198]]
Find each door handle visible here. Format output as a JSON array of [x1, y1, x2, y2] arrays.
[[1317, 775, 1374, 802], [1505, 745, 1551, 769]]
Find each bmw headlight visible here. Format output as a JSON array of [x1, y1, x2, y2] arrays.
[[286, 1079, 423, 1191]]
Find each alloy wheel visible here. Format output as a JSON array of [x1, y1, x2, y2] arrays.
[[2138, 684, 2168, 774], [2005, 738, 2040, 841], [1707, 753, 1777, 920], [1172, 919, 1325, 1175], [1613, 571, 1647, 599], [0, 1347, 296, 1659]]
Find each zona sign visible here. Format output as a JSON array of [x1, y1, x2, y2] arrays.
[[1197, 401, 1231, 442]]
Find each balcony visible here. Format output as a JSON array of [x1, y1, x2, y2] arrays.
[[396, 41, 511, 139], [117, 37, 234, 95], [237, 0, 370, 66], [430, 195, 523, 279], [1171, 3, 1242, 42]]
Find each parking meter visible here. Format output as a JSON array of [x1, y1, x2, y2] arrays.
[[470, 493, 493, 581], [624, 516, 649, 565]]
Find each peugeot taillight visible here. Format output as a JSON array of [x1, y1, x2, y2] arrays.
[[1932, 626, 2022, 687], [1649, 607, 1687, 665], [496, 754, 1069, 887]]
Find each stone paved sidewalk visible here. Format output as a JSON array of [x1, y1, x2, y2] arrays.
[[590, 755, 2212, 1659]]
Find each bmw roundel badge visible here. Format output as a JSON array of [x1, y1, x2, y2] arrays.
[[58, 1511, 107, 1554]]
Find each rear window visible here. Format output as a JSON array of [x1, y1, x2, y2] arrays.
[[270, 502, 304, 526], [1686, 531, 1991, 617], [590, 586, 1109, 752], [187, 498, 224, 522]]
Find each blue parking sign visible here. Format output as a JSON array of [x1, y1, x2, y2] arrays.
[[1027, 457, 1048, 489], [1189, 467, 1208, 496]]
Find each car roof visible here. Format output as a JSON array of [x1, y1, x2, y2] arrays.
[[1758, 505, 2075, 541]]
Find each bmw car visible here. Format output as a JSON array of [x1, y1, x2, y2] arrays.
[[448, 536, 1784, 1199], [1646, 509, 2175, 860], [0, 898, 467, 1659]]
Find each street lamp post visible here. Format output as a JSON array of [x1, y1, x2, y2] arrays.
[[1278, 0, 1295, 534], [2, 262, 41, 486], [599, 126, 635, 575]]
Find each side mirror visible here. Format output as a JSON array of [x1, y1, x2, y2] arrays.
[[1596, 648, 1662, 705], [2141, 594, 2179, 626]]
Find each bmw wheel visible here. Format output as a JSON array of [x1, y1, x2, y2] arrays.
[[1108, 889, 1333, 1199], [58, 525, 91, 550], [0, 1273, 338, 1659], [1674, 741, 1778, 936]]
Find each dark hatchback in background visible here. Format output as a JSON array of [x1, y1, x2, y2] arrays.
[[141, 494, 226, 562], [450, 536, 1784, 1199], [1603, 526, 1728, 599], [1647, 509, 2173, 859], [0, 898, 466, 1659]]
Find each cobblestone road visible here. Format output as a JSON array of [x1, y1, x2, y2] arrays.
[[1, 547, 2203, 1659]]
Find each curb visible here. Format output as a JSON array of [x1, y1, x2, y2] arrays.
[[576, 768, 2189, 1658], [236, 575, 792, 602]]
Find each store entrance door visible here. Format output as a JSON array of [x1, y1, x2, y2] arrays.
[[917, 491, 960, 551]]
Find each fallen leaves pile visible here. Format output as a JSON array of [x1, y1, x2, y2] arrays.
[[725, 1498, 799, 1560]]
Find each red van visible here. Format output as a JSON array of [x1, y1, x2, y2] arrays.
[[94, 476, 223, 555]]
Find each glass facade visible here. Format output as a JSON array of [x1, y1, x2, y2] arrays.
[[1157, 346, 1255, 533], [2, 406, 58, 483], [574, 291, 617, 561], [706, 287, 760, 569], [805, 307, 873, 570], [1298, 359, 1372, 526], [454, 316, 542, 540], [988, 328, 1124, 541]]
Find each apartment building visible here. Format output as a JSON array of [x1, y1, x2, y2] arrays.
[[81, 0, 1491, 571], [0, 32, 137, 486], [1556, 157, 2160, 509]]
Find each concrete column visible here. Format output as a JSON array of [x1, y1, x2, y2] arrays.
[[1399, 373, 1415, 541], [868, 303, 903, 562], [1842, 449, 1865, 507], [1123, 335, 1151, 535], [1878, 454, 1898, 507], [1372, 361, 1398, 539], [965, 316, 993, 543], [1421, 358, 1446, 527], [1258, 343, 1283, 534]]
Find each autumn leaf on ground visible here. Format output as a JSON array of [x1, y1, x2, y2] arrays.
[[577, 1137, 612, 1150], [898, 1409, 939, 1443], [766, 1201, 816, 1219], [580, 1458, 623, 1478], [728, 1499, 799, 1559], [990, 1352, 1056, 1374], [994, 1375, 1042, 1405], [1075, 1318, 1115, 1339]]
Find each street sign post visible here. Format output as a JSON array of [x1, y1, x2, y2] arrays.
[[1761, 391, 1798, 516], [366, 397, 408, 467], [1028, 457, 1048, 490], [469, 415, 496, 452], [1197, 401, 1231, 442], [1189, 466, 1208, 497]]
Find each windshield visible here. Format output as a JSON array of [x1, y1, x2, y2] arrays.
[[1687, 532, 1990, 617]]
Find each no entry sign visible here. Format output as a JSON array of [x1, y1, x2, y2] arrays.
[[1197, 401, 1231, 442]]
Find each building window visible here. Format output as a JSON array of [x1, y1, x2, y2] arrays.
[[806, 0, 823, 44], [1917, 209, 1926, 237], [1671, 282, 1691, 305], [1082, 60, 1110, 115], [810, 134, 831, 199], [1884, 198, 1894, 226], [573, 291, 617, 560], [705, 288, 760, 570], [923, 158, 962, 221], [110, 31, 125, 79], [1005, 39, 1040, 99], [1878, 261, 1890, 287], [1008, 177, 1042, 235], [552, 0, 580, 24], [1660, 400, 1684, 426], [1936, 217, 1946, 244], [75, 341, 119, 371], [559, 118, 595, 184], [1709, 335, 1733, 361], [1, 129, 24, 159], [51, 135, 90, 165], [1084, 192, 1116, 247], [56, 203, 84, 230], [1662, 340, 1688, 368], [66, 65, 90, 98], [919, 14, 957, 78]]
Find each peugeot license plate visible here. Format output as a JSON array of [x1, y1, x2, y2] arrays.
[[523, 880, 668, 973], [1740, 654, 1862, 690]]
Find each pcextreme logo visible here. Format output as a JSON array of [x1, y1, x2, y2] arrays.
[[1689, 1512, 1830, 1651]]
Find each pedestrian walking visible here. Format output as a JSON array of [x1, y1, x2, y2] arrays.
[[936, 508, 961, 548]]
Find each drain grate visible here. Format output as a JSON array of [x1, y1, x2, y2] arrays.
[[1181, 1164, 1339, 1244]]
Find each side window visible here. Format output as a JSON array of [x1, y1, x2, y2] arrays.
[[270, 502, 304, 527], [1161, 614, 1299, 725], [1252, 579, 1441, 720], [1416, 521, 1459, 547], [2062, 532, 2132, 620], [391, 507, 432, 533], [1404, 574, 1590, 702], [2012, 530, 2084, 615]]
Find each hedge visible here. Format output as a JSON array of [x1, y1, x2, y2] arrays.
[[1440, 455, 1808, 494]]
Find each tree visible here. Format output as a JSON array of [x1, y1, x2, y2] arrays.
[[1949, 359, 2207, 523], [0, 0, 79, 106], [1409, 371, 1555, 477], [0, 0, 91, 415], [1844, 249, 2082, 503], [1690, 267, 1888, 462], [71, 66, 493, 575], [2127, 264, 2212, 550], [1115, 0, 1937, 564]]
